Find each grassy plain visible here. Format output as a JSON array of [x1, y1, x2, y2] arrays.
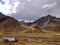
[[0, 31, 60, 45]]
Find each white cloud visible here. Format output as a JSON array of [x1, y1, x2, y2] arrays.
[[18, 19, 34, 23], [27, 0, 31, 2], [42, 2, 57, 9], [19, 19, 33, 22], [0, 0, 24, 15], [18, 19, 22, 21], [0, 0, 11, 15], [0, 0, 31, 15], [13, 1, 20, 13]]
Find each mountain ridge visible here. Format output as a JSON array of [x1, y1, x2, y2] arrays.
[[31, 15, 60, 32], [0, 13, 60, 33]]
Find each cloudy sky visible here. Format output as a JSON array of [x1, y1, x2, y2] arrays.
[[0, 0, 60, 21]]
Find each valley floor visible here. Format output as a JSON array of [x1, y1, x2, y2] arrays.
[[0, 32, 60, 45]]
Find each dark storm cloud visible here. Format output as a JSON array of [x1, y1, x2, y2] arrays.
[[11, 0, 60, 21], [0, 0, 5, 4]]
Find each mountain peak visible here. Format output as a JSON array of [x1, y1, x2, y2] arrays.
[[31, 15, 60, 32], [33, 15, 59, 26], [46, 15, 52, 17], [0, 12, 8, 22], [46, 15, 56, 19], [0, 12, 6, 18], [0, 12, 4, 15], [46, 15, 53, 18]]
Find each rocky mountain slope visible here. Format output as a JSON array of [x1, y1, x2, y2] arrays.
[[0, 13, 27, 34], [31, 15, 60, 32], [0, 12, 60, 33]]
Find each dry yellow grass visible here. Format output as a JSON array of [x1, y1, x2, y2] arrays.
[[0, 42, 52, 45], [0, 31, 59, 45]]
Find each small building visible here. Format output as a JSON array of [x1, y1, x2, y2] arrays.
[[2, 37, 18, 42]]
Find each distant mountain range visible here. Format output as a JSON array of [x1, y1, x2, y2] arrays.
[[0, 12, 60, 33]]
